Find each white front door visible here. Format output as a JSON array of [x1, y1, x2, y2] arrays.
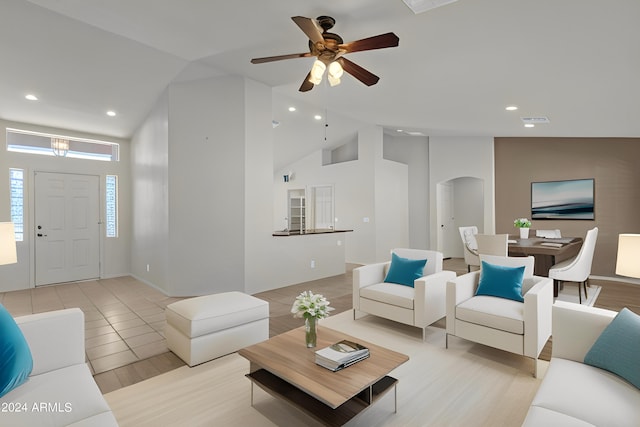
[[35, 172, 100, 286]]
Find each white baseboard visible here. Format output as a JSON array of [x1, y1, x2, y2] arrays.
[[129, 274, 170, 296], [591, 275, 640, 286]]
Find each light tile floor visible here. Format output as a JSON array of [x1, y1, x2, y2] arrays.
[[0, 260, 463, 392], [0, 276, 186, 375]]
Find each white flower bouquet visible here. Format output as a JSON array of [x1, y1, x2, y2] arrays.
[[291, 290, 334, 320]]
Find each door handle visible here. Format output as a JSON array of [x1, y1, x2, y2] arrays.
[[37, 233, 47, 237]]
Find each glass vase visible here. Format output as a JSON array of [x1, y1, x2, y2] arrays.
[[305, 316, 317, 348]]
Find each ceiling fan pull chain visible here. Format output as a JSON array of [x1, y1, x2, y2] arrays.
[[324, 84, 329, 142]]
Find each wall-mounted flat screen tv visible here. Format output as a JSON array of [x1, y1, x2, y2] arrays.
[[531, 178, 595, 220]]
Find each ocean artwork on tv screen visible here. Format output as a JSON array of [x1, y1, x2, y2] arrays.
[[531, 179, 595, 220]]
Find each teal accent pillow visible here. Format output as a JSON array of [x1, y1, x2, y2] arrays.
[[584, 308, 640, 389], [384, 253, 427, 287], [0, 304, 33, 398], [475, 261, 525, 302]]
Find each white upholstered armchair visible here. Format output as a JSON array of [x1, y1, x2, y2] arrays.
[[353, 248, 457, 340], [446, 255, 553, 377]]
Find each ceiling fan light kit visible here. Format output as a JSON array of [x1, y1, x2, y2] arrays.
[[309, 60, 326, 85], [251, 15, 399, 92], [327, 61, 344, 86]]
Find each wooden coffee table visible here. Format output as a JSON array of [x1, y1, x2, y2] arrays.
[[238, 325, 409, 426]]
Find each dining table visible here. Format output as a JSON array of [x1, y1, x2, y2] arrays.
[[507, 235, 583, 297]]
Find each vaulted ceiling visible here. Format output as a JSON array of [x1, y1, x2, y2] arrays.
[[2, 0, 639, 169]]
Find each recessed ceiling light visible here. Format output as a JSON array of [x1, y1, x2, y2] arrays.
[[524, 123, 535, 128], [25, 94, 38, 101], [288, 107, 296, 112], [314, 115, 322, 120], [505, 105, 518, 111], [106, 111, 116, 117], [397, 129, 403, 132]]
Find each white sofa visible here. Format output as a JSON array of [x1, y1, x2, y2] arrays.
[[0, 308, 118, 426], [522, 301, 640, 427]]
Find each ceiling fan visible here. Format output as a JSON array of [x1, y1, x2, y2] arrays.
[[251, 16, 399, 92]]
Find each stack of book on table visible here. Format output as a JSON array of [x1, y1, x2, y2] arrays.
[[315, 340, 370, 371]]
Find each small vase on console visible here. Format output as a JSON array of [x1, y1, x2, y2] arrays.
[[291, 290, 334, 349], [305, 317, 317, 348], [514, 218, 532, 239]]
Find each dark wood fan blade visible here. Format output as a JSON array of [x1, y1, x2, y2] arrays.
[[299, 72, 315, 92], [339, 32, 399, 54], [338, 57, 380, 86], [251, 52, 311, 64], [292, 16, 324, 44]]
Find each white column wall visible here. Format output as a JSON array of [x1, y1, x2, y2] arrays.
[[244, 79, 280, 295], [166, 76, 246, 296], [383, 134, 430, 249], [130, 94, 170, 293], [375, 154, 409, 262]]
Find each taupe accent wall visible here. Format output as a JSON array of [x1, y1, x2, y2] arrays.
[[495, 138, 640, 277]]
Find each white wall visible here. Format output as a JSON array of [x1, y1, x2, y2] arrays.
[[271, 149, 355, 287], [124, 78, 494, 297], [130, 94, 170, 292], [274, 125, 409, 267], [130, 75, 327, 296], [0, 120, 131, 291], [429, 136, 495, 251]]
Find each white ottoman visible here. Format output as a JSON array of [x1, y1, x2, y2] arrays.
[[165, 291, 269, 366]]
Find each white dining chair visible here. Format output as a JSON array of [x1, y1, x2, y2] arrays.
[[458, 226, 480, 272], [475, 234, 509, 257], [548, 227, 599, 304]]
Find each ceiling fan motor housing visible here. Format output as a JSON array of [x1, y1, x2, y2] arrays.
[[316, 16, 336, 31]]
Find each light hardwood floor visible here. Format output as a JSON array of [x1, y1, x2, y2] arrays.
[[1, 258, 638, 395], [105, 309, 544, 427]]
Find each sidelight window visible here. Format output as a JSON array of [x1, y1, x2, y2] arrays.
[[106, 175, 118, 237], [10, 168, 24, 241]]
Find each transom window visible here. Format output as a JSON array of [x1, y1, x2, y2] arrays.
[[6, 128, 119, 162]]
